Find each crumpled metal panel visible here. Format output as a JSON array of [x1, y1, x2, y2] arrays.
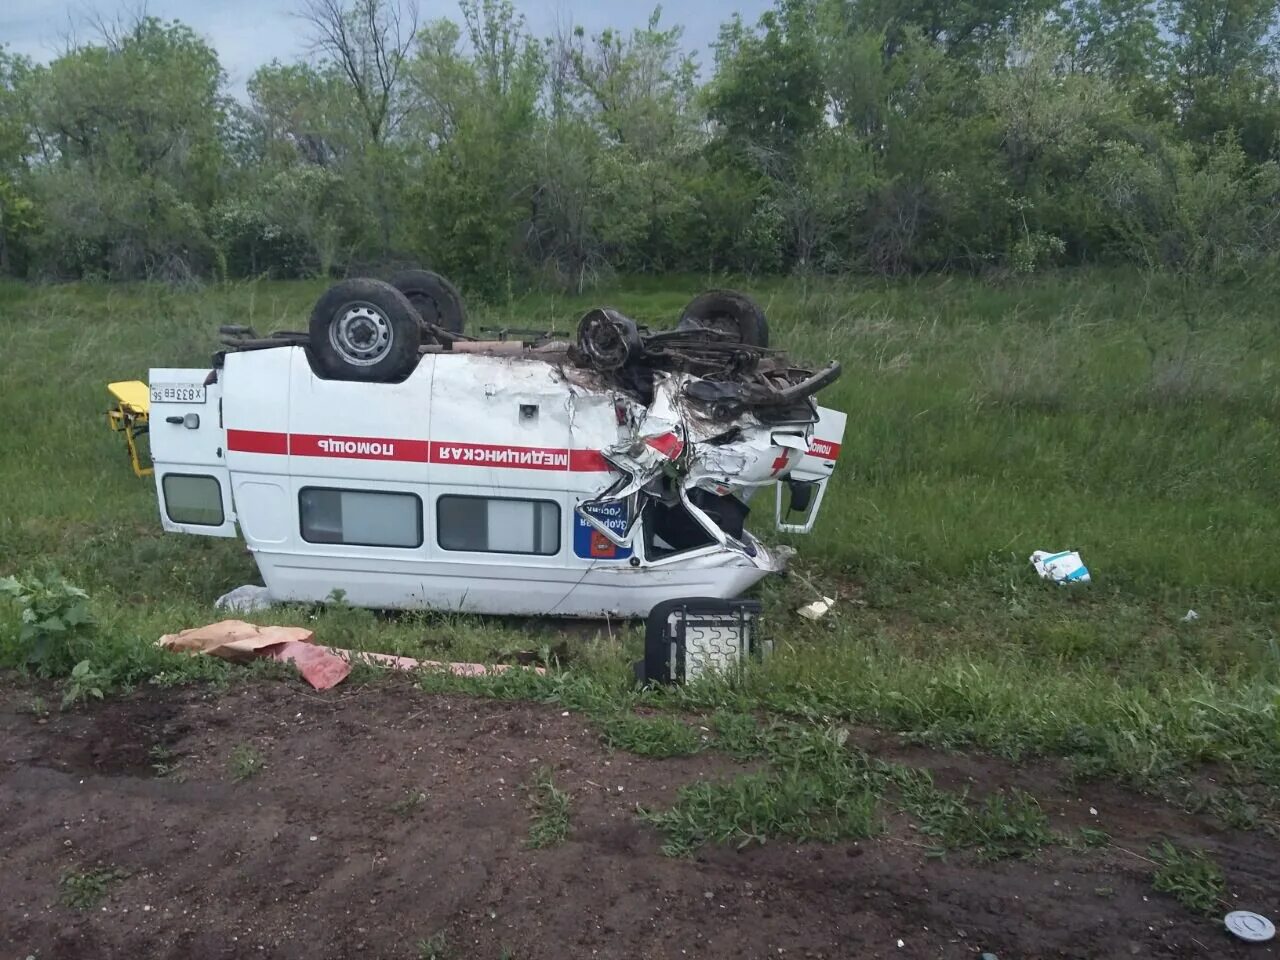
[[577, 373, 820, 561]]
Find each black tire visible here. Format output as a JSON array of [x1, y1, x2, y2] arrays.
[[577, 307, 642, 370], [389, 269, 467, 336], [676, 289, 770, 348], [308, 278, 422, 382]]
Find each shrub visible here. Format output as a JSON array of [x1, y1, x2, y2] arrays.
[[0, 572, 95, 676]]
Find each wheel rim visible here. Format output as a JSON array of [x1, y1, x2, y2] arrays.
[[329, 302, 393, 366]]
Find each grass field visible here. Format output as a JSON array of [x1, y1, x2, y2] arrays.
[[2, 268, 1279, 800]]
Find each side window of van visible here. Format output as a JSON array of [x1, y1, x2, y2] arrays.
[[163, 474, 225, 526], [299, 488, 423, 548], [437, 496, 560, 556]]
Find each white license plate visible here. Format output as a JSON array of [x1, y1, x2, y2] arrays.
[[150, 382, 206, 404]]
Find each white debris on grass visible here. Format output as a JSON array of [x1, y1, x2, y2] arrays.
[[1030, 549, 1091, 585], [1225, 911, 1275, 943], [214, 584, 275, 613], [797, 596, 836, 620]]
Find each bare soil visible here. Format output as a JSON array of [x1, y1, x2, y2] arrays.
[[1, 678, 1277, 960]]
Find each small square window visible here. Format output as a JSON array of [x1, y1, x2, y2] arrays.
[[163, 474, 225, 526]]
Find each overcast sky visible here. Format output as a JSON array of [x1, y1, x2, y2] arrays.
[[1, 0, 772, 95]]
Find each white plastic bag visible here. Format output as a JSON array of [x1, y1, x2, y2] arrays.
[[1030, 549, 1091, 585], [214, 584, 275, 613]]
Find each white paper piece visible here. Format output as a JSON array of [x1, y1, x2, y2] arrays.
[[797, 596, 836, 620], [1030, 550, 1090, 585]]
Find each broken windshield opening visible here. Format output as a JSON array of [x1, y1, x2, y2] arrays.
[[643, 484, 751, 560], [644, 499, 714, 559]]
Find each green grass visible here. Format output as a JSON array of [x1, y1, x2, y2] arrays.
[[899, 779, 1056, 861], [1077, 826, 1112, 848], [1, 270, 1279, 797], [59, 866, 130, 909], [416, 932, 452, 960], [640, 769, 881, 856], [149, 743, 181, 779], [1149, 840, 1227, 915], [524, 767, 572, 848], [228, 743, 265, 781], [599, 712, 704, 757], [391, 788, 428, 817], [637, 714, 1057, 859]]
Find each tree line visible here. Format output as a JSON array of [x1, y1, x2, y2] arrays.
[[1, 0, 1279, 292]]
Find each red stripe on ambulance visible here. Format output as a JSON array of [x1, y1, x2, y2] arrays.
[[227, 430, 615, 471], [809, 439, 841, 461], [568, 449, 611, 472], [226, 429, 288, 455]]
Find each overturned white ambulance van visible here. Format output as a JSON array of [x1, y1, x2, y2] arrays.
[[148, 273, 845, 618]]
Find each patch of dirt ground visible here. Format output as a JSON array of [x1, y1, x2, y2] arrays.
[[1, 679, 1278, 960]]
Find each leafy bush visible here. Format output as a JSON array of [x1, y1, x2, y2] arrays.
[[0, 572, 95, 676], [6, 4, 1280, 281], [59, 866, 130, 909], [62, 659, 111, 709], [1086, 135, 1280, 276]]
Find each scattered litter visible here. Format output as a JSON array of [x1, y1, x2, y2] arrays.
[[797, 596, 836, 621], [980, 953, 999, 960], [896, 939, 904, 948], [214, 584, 275, 614], [1030, 549, 1091, 585], [157, 619, 544, 691], [1089, 807, 1098, 816], [1225, 911, 1275, 943], [1182, 609, 1200, 623]]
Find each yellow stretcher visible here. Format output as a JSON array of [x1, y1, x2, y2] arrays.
[[107, 380, 152, 478]]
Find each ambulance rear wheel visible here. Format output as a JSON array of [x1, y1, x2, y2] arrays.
[[309, 279, 421, 382], [677, 289, 770, 348], [389, 269, 467, 339]]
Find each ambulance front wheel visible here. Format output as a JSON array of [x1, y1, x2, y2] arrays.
[[309, 279, 422, 382]]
